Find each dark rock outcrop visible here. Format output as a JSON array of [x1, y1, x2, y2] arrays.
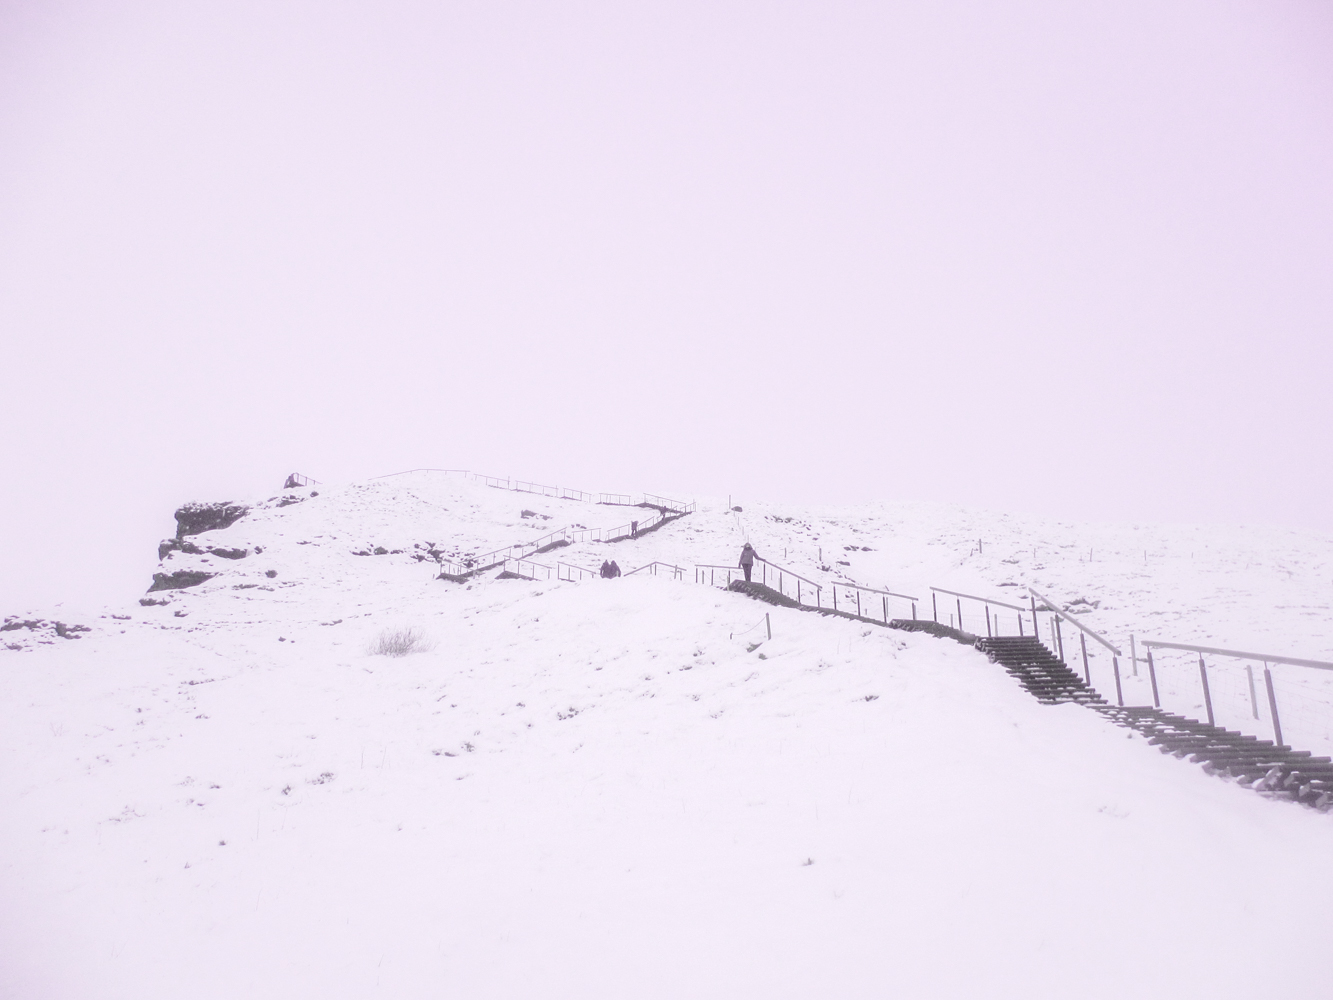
[[159, 539, 249, 560], [148, 570, 216, 592], [2, 617, 91, 642], [174, 502, 249, 539]]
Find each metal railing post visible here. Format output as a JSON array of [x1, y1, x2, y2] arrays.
[[932, 592, 938, 622], [1030, 595, 1038, 636], [1080, 632, 1091, 685], [1147, 649, 1160, 707], [1263, 665, 1284, 746], [1245, 664, 1259, 719], [985, 604, 992, 637], [956, 598, 963, 632], [1112, 656, 1124, 707], [1055, 617, 1064, 662], [1198, 655, 1215, 726]]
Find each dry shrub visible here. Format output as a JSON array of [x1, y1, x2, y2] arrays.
[[370, 626, 430, 657]]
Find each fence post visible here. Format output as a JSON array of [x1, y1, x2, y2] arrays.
[[856, 589, 862, 618], [911, 602, 916, 621], [1018, 614, 1023, 636], [797, 579, 802, 604], [985, 604, 992, 637], [1030, 595, 1039, 637], [1198, 655, 1215, 727], [1112, 656, 1124, 707], [1080, 632, 1091, 685], [883, 596, 888, 623], [1146, 648, 1160, 708], [956, 598, 963, 632], [932, 592, 938, 622], [1245, 664, 1259, 719], [1055, 617, 1064, 662], [1130, 634, 1138, 677], [766, 613, 772, 640], [1263, 666, 1284, 746], [833, 587, 838, 612]]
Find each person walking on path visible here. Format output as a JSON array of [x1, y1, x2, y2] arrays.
[[609, 560, 622, 578], [739, 543, 758, 582], [631, 520, 639, 539], [599, 560, 612, 578]]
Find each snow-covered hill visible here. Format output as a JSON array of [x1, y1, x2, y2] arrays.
[[4, 471, 1332, 999]]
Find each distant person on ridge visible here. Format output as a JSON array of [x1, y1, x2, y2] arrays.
[[739, 543, 758, 582]]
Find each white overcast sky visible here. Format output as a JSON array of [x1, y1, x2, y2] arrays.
[[2, 0, 1331, 611]]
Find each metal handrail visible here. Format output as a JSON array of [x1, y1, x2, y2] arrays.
[[503, 557, 554, 580], [599, 493, 634, 505], [557, 561, 599, 581], [1139, 640, 1333, 672], [930, 586, 1025, 613], [843, 582, 920, 601], [642, 493, 690, 512], [755, 557, 823, 591], [627, 561, 687, 578], [695, 560, 825, 592], [1029, 587, 1122, 655]]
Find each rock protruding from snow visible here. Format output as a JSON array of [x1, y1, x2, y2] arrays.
[[174, 501, 250, 539], [148, 570, 216, 593], [1, 616, 91, 650]]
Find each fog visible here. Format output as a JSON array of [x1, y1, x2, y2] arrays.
[[3, 0, 1331, 612]]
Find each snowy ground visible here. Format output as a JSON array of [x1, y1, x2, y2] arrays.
[[4, 472, 1332, 998]]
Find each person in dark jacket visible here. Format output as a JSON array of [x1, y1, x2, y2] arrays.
[[739, 543, 757, 582], [600, 560, 612, 578], [609, 560, 622, 578]]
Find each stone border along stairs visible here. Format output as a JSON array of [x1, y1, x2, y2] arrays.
[[725, 580, 1333, 812]]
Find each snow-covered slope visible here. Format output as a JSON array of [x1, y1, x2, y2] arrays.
[[3, 472, 1332, 999]]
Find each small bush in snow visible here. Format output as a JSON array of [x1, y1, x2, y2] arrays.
[[370, 627, 430, 657]]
